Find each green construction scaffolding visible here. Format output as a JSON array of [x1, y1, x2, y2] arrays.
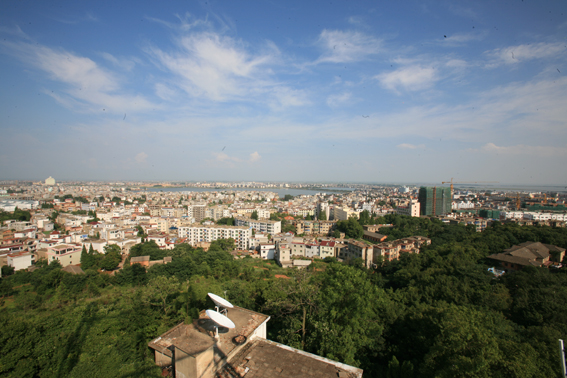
[[418, 186, 452, 216]]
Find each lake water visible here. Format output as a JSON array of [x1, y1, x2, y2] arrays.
[[144, 187, 352, 197]]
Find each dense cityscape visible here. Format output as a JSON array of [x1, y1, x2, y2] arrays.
[[1, 177, 567, 376]]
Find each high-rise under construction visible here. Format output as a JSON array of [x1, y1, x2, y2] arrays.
[[418, 186, 452, 216]]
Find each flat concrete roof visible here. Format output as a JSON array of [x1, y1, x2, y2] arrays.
[[221, 339, 363, 378], [148, 306, 270, 358]]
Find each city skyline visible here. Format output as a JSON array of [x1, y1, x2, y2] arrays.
[[1, 0, 566, 184]]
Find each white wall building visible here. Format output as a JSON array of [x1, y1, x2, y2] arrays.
[[260, 243, 276, 259], [7, 251, 33, 271], [234, 217, 281, 235], [396, 199, 420, 217], [178, 225, 251, 250]]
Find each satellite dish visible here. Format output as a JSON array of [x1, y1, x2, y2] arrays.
[[206, 309, 235, 342], [208, 293, 234, 309], [206, 309, 236, 329]]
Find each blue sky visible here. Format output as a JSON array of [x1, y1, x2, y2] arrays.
[[1, 0, 566, 185]]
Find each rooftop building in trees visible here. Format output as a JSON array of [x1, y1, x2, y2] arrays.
[[148, 305, 363, 378]]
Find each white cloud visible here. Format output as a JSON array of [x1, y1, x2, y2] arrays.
[[155, 83, 179, 101], [148, 31, 275, 101], [269, 87, 311, 109], [376, 65, 437, 92], [306, 76, 567, 145], [314, 29, 382, 64], [135, 152, 148, 163], [485, 42, 566, 67], [326, 92, 352, 107], [249, 151, 261, 162], [397, 143, 425, 149], [1, 40, 156, 113], [215, 152, 241, 162]]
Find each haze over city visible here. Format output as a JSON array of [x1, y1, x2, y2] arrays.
[[1, 0, 566, 184]]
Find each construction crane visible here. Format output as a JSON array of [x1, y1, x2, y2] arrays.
[[441, 178, 499, 196]]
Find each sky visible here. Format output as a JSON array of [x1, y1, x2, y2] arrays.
[[1, 0, 566, 185]]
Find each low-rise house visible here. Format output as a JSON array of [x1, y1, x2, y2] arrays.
[[45, 244, 82, 267], [7, 251, 33, 271], [259, 243, 275, 260], [275, 242, 292, 267], [82, 239, 108, 254], [130, 255, 150, 267], [305, 243, 319, 258], [319, 240, 335, 259], [362, 230, 387, 243], [488, 242, 566, 271]]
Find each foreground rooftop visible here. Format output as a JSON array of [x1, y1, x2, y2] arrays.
[[148, 304, 363, 378]]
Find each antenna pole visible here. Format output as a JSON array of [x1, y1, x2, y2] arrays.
[[560, 339, 567, 377]]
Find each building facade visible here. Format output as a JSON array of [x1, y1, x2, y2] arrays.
[[418, 186, 452, 216], [178, 225, 251, 250]]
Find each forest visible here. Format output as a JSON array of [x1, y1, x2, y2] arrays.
[[1, 215, 567, 377]]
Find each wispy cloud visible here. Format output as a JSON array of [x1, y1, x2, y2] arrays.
[[326, 92, 352, 107], [314, 29, 382, 64], [440, 31, 488, 46], [475, 143, 567, 157], [100, 52, 139, 71], [146, 23, 309, 109], [135, 152, 148, 163], [148, 32, 272, 101], [305, 76, 567, 145], [269, 87, 311, 110], [0, 40, 156, 113], [147, 12, 212, 33], [214, 152, 241, 163], [485, 42, 566, 67], [376, 65, 437, 92], [397, 143, 425, 149]]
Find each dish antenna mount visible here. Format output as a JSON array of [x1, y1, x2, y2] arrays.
[[206, 309, 235, 342], [208, 292, 234, 316]]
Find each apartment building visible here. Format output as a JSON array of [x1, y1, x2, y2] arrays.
[[319, 240, 335, 258], [190, 204, 207, 222], [305, 243, 319, 258], [343, 240, 374, 268], [294, 220, 337, 236], [160, 207, 184, 218], [315, 202, 330, 220], [291, 242, 306, 257], [333, 207, 359, 221], [178, 225, 251, 250], [257, 209, 271, 219], [234, 217, 281, 235]]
